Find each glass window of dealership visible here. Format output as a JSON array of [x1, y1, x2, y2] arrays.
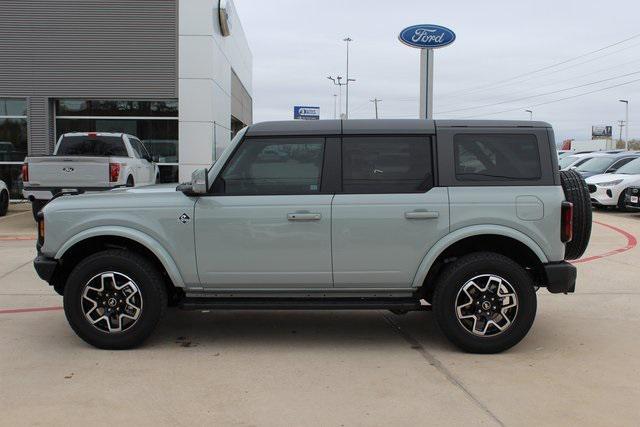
[[55, 99, 179, 183], [0, 98, 180, 198], [0, 99, 27, 198]]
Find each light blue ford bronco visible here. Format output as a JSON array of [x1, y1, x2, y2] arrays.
[[33, 120, 592, 353]]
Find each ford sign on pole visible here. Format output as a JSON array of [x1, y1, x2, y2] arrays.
[[294, 106, 320, 120], [399, 24, 455, 120], [398, 24, 456, 49]]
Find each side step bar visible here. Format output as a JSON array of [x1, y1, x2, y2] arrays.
[[179, 297, 426, 311]]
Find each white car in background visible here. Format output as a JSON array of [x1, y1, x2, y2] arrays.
[[586, 157, 640, 209], [559, 152, 606, 170], [23, 132, 159, 219], [0, 179, 8, 216]]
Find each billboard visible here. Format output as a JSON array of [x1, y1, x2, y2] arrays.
[[294, 106, 320, 120], [592, 126, 612, 139]]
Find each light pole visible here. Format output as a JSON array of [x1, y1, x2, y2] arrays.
[[620, 100, 629, 149], [327, 76, 345, 118], [333, 94, 337, 119], [370, 98, 382, 119], [525, 109, 533, 121], [343, 37, 356, 119]]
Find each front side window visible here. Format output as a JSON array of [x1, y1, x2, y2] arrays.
[[216, 138, 325, 195], [342, 136, 432, 193], [454, 134, 541, 181]]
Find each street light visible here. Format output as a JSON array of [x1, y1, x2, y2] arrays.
[[327, 76, 345, 118], [343, 37, 356, 119], [525, 109, 533, 121], [619, 100, 629, 149]]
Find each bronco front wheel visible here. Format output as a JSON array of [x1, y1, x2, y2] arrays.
[[433, 252, 537, 354], [63, 249, 167, 349]]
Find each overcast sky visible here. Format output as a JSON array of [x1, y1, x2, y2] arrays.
[[234, 0, 639, 142]]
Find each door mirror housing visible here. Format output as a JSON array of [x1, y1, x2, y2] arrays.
[[191, 168, 209, 194]]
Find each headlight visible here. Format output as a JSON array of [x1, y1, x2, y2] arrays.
[[595, 179, 623, 187]]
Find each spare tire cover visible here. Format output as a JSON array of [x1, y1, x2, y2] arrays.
[[560, 169, 592, 260]]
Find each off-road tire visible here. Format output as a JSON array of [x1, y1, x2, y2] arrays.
[[63, 249, 167, 349], [0, 190, 8, 217], [559, 169, 592, 260], [31, 200, 47, 221], [433, 252, 537, 354]]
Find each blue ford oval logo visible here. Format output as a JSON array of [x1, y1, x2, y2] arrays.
[[399, 24, 456, 49]]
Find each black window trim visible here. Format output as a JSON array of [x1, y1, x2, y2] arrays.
[[336, 134, 436, 195], [209, 134, 333, 197]]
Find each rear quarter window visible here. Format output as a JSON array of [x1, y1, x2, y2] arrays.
[[454, 134, 541, 181]]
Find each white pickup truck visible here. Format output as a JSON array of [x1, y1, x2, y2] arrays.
[[23, 132, 159, 219]]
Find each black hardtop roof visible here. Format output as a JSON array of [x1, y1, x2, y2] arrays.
[[245, 119, 552, 137]]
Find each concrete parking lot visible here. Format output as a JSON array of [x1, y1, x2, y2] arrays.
[[1, 203, 639, 426]]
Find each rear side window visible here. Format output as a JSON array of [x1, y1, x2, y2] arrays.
[[56, 135, 128, 157], [454, 134, 540, 181], [342, 136, 433, 193], [217, 138, 325, 195]]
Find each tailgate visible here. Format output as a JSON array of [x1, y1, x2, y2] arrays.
[[27, 157, 111, 188]]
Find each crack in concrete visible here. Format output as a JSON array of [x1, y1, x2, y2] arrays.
[[383, 314, 505, 427]]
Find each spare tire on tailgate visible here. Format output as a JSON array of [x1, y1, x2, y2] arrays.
[[560, 169, 592, 260]]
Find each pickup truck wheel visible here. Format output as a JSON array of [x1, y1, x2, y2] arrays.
[[559, 169, 592, 260], [63, 249, 167, 349], [433, 252, 537, 354], [31, 200, 47, 221], [0, 190, 8, 216]]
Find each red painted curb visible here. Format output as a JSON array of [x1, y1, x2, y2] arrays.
[[572, 220, 637, 264], [0, 306, 63, 315]]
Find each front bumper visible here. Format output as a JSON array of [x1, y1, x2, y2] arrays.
[[588, 184, 618, 206], [543, 261, 576, 294], [33, 255, 58, 283]]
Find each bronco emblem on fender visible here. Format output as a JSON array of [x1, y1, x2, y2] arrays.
[[178, 213, 190, 224]]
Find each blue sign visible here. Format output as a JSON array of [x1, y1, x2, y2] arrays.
[[398, 24, 456, 49], [294, 106, 320, 120]]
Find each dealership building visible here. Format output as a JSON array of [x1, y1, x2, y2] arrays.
[[0, 0, 253, 198]]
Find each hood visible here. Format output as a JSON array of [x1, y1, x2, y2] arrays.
[[585, 173, 636, 185], [43, 183, 190, 213], [579, 170, 606, 179]]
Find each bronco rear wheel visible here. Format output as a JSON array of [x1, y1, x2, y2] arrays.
[[63, 249, 167, 349], [433, 252, 537, 354], [560, 169, 592, 260]]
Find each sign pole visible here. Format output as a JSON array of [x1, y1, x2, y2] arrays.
[[419, 48, 434, 120]]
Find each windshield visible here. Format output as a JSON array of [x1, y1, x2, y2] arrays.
[[56, 135, 128, 157], [575, 157, 615, 173], [559, 155, 579, 169], [615, 157, 640, 175], [206, 127, 248, 184]]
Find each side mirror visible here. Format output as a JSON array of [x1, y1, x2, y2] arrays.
[[152, 154, 160, 163], [191, 168, 208, 194]]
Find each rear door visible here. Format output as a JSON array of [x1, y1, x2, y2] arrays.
[[332, 135, 450, 288]]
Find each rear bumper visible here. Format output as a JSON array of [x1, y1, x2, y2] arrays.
[[33, 255, 58, 283], [543, 261, 576, 294]]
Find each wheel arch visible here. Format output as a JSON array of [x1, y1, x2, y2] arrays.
[[55, 227, 185, 290], [413, 226, 549, 297]]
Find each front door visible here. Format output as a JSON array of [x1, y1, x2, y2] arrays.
[[195, 136, 333, 288], [332, 135, 450, 288]]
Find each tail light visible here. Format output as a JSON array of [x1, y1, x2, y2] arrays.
[[109, 163, 121, 183], [22, 163, 29, 182], [561, 201, 573, 243]]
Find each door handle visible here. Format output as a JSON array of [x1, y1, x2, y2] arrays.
[[405, 210, 439, 220], [287, 212, 322, 221]]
